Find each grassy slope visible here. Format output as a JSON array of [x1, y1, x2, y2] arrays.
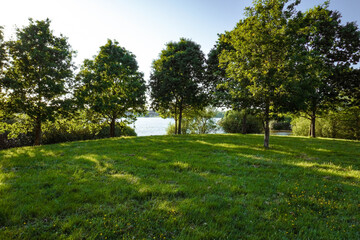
[[0, 134, 359, 239]]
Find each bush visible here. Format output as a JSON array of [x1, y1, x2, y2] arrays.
[[43, 121, 136, 145], [218, 110, 262, 134], [1, 114, 137, 149], [291, 106, 360, 140], [96, 125, 137, 138], [0, 132, 33, 150], [270, 117, 292, 131]]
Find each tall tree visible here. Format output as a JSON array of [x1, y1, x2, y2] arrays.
[[1, 19, 74, 145], [149, 38, 207, 134], [207, 38, 260, 134], [219, 0, 300, 148], [75, 40, 146, 138], [0, 26, 7, 133], [293, 3, 360, 137], [0, 26, 6, 72]]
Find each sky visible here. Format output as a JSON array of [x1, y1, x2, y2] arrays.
[[1, 0, 360, 80]]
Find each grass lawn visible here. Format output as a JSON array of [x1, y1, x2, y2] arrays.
[[0, 134, 359, 239]]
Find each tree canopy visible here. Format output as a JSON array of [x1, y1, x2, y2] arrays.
[[75, 39, 146, 138], [149, 38, 207, 134], [1, 18, 75, 145], [219, 0, 301, 148], [290, 3, 360, 137]]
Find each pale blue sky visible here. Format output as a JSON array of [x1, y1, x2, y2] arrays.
[[1, 0, 359, 80]]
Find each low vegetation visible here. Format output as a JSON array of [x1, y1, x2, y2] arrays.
[[0, 134, 359, 239]]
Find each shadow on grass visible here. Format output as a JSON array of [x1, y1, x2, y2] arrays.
[[0, 134, 359, 239]]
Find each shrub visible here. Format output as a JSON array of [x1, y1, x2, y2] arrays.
[[270, 117, 292, 131], [218, 110, 263, 134], [0, 132, 33, 150], [43, 121, 136, 145], [96, 124, 137, 138], [291, 106, 360, 140], [1, 114, 137, 149]]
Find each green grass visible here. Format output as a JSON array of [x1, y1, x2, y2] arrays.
[[0, 134, 359, 239]]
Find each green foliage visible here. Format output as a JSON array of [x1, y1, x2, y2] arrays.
[[0, 134, 359, 239], [0, 26, 6, 72], [76, 39, 146, 138], [289, 4, 360, 137], [42, 120, 136, 145], [1, 18, 75, 145], [149, 38, 207, 134], [219, 110, 262, 134], [291, 106, 360, 140], [219, 0, 301, 147], [0, 112, 137, 149], [166, 120, 191, 135], [166, 108, 219, 135], [270, 117, 292, 131], [187, 108, 219, 134]]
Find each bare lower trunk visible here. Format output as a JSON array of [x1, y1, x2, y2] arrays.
[[264, 103, 270, 148], [110, 117, 116, 138], [174, 107, 178, 135], [178, 105, 183, 135], [34, 118, 42, 146], [310, 114, 316, 138], [174, 117, 178, 135], [242, 113, 247, 134]]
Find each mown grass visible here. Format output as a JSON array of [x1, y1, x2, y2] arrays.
[[0, 134, 359, 239]]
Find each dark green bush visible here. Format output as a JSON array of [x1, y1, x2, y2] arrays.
[[43, 123, 136, 145], [96, 125, 137, 139], [1, 114, 137, 149], [0, 132, 33, 149], [218, 110, 262, 134], [270, 118, 292, 131]]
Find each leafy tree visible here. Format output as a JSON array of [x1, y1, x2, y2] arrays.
[[0, 26, 7, 133], [75, 39, 146, 138], [1, 19, 75, 145], [219, 0, 300, 148], [292, 3, 360, 137], [0, 26, 6, 72], [207, 41, 259, 134], [149, 38, 207, 134], [334, 68, 360, 108]]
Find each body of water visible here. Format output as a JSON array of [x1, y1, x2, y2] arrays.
[[132, 117, 292, 136], [132, 118, 175, 136], [132, 117, 223, 136]]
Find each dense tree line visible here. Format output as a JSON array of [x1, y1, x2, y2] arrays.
[[1, 0, 359, 149], [0, 19, 146, 147], [209, 0, 360, 147]]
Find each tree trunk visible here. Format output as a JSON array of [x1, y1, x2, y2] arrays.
[[34, 118, 42, 146], [264, 103, 270, 148], [174, 117, 178, 135], [110, 117, 116, 138], [174, 107, 178, 135], [178, 105, 183, 135], [242, 112, 247, 134], [310, 113, 316, 138]]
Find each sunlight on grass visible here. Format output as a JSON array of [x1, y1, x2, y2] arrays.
[[314, 148, 333, 153], [74, 154, 112, 172], [288, 161, 360, 180], [111, 173, 140, 185], [0, 134, 359, 239], [171, 161, 190, 170]]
